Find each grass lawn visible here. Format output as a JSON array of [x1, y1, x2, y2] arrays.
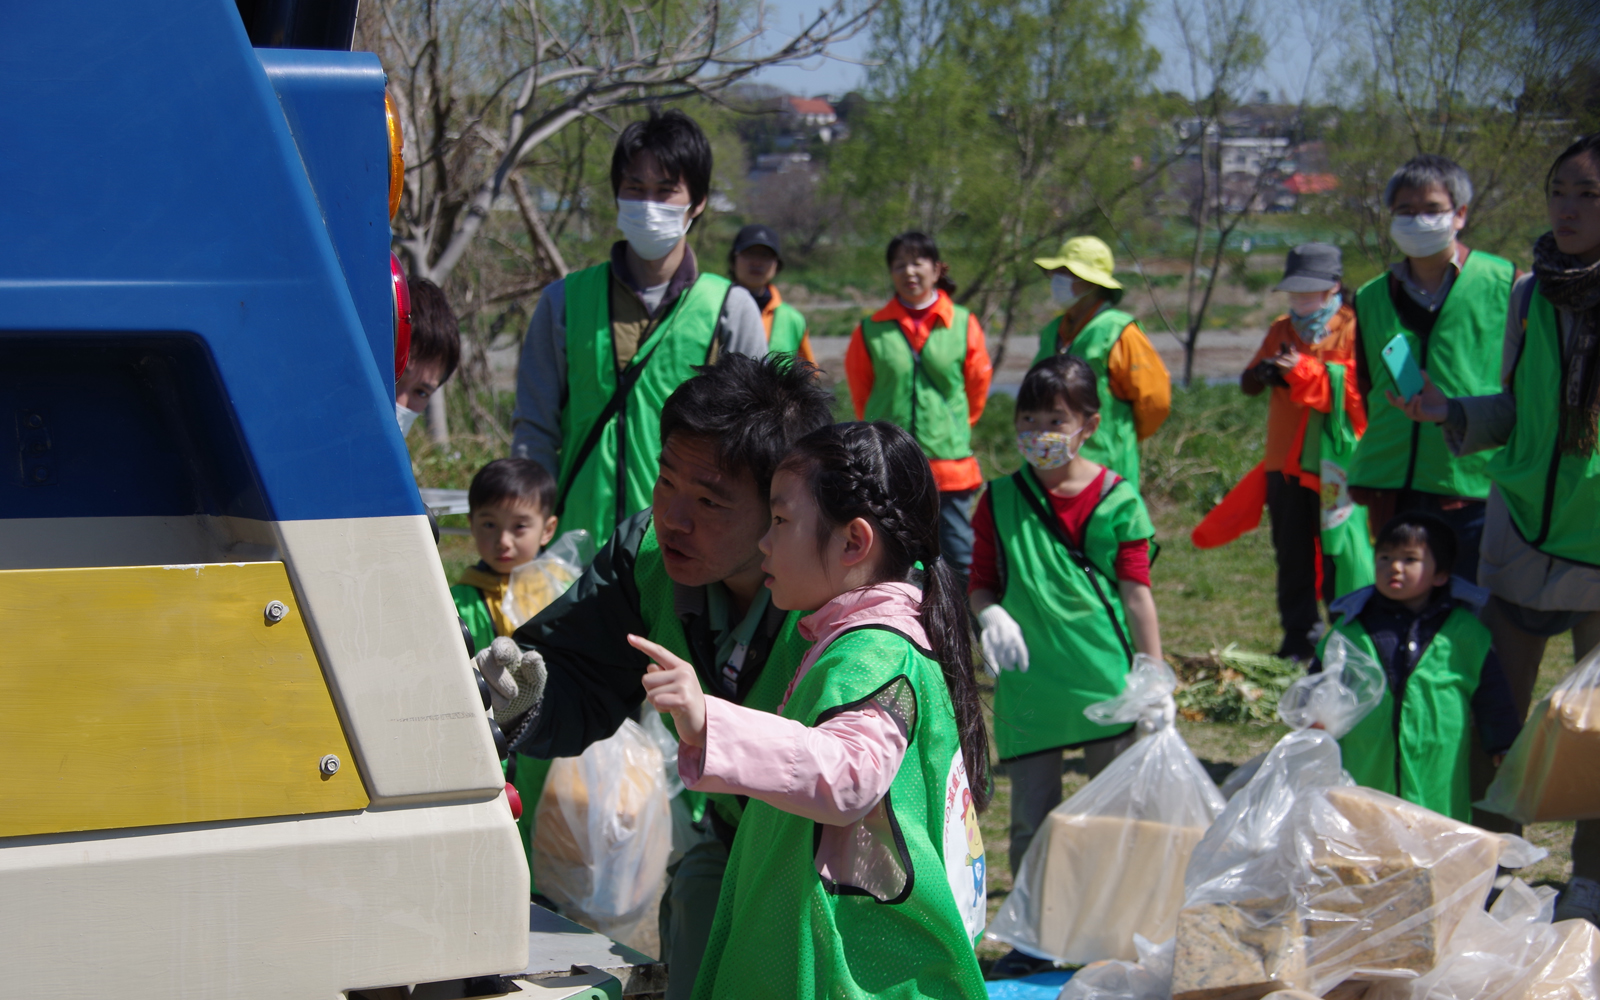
[[415, 380, 1585, 972]]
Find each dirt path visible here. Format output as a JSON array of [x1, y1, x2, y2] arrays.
[[806, 328, 1263, 395]]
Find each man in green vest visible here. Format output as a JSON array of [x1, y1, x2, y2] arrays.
[[1032, 235, 1171, 491], [1348, 154, 1514, 585], [511, 110, 768, 545], [489, 354, 833, 1000], [728, 223, 814, 362]]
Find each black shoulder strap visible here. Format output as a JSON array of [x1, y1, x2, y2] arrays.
[[553, 342, 664, 518], [1009, 468, 1133, 660]]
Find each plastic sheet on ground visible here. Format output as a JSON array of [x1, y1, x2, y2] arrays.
[[988, 657, 1226, 964], [1479, 642, 1600, 823], [984, 970, 1075, 1000], [502, 529, 593, 628], [532, 718, 671, 952]]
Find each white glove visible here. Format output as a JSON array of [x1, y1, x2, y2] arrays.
[[474, 636, 547, 722], [1137, 693, 1177, 737], [978, 605, 1029, 674]]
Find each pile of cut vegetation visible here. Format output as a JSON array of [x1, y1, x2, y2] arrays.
[[1171, 645, 1301, 724]]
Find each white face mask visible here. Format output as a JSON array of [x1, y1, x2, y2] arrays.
[[1051, 273, 1086, 309], [1389, 212, 1457, 259], [616, 199, 691, 261], [396, 400, 421, 436]]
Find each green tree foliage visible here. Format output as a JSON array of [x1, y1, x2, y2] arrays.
[[1323, 0, 1600, 270], [830, 0, 1168, 348]]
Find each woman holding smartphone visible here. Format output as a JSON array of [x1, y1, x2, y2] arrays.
[[1396, 132, 1600, 926]]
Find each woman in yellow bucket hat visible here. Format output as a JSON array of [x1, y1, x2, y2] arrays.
[[1033, 236, 1170, 490]]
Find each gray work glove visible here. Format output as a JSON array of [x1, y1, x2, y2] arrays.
[[474, 636, 547, 723]]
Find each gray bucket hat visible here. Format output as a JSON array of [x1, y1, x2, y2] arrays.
[[1274, 242, 1342, 292]]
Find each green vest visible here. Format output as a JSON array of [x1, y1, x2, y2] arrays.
[[768, 299, 808, 356], [451, 582, 554, 892], [693, 626, 988, 1000], [633, 519, 809, 831], [1301, 362, 1375, 597], [1350, 252, 1513, 496], [559, 263, 732, 544], [988, 467, 1151, 758], [1034, 307, 1142, 489], [1488, 285, 1600, 567], [1326, 597, 1490, 821], [861, 304, 975, 462]]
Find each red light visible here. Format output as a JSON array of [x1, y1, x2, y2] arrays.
[[391, 252, 411, 382]]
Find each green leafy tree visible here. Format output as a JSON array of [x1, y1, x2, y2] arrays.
[[829, 0, 1167, 361]]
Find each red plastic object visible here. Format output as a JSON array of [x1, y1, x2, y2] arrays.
[[391, 251, 411, 381], [1191, 461, 1267, 550], [505, 781, 522, 821]]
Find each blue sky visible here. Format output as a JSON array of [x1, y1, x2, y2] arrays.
[[748, 0, 1330, 101]]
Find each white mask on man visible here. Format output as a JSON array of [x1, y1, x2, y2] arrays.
[[616, 199, 691, 261], [1389, 212, 1457, 259], [396, 401, 421, 436]]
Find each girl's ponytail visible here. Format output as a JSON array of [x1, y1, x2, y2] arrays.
[[781, 421, 992, 811], [918, 550, 991, 810]]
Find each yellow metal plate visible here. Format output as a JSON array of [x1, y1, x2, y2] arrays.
[[0, 562, 368, 837]]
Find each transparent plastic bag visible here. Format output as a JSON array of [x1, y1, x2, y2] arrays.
[[1174, 733, 1542, 1000], [1085, 654, 1178, 733], [989, 657, 1225, 964], [1057, 934, 1175, 1000], [531, 718, 671, 951], [1277, 632, 1386, 739], [502, 529, 594, 628], [1363, 877, 1599, 1000], [1480, 643, 1600, 823]]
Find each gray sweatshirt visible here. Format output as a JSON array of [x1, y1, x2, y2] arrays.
[[510, 242, 766, 475]]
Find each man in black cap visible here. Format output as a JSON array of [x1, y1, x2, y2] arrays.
[[729, 223, 813, 361], [1241, 242, 1363, 659]]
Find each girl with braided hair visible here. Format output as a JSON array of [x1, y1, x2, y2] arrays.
[[631, 420, 989, 999]]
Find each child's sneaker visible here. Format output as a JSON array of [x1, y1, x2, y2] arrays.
[[1554, 875, 1600, 925]]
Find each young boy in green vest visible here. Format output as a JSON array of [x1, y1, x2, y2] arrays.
[[510, 109, 767, 546], [728, 223, 813, 362], [449, 457, 560, 895], [968, 353, 1162, 979], [1032, 235, 1171, 491], [1315, 512, 1520, 822], [1349, 155, 1514, 584]]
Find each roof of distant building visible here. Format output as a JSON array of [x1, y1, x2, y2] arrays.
[[786, 96, 836, 116]]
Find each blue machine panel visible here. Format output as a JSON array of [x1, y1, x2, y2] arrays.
[[257, 49, 395, 400], [0, 0, 422, 522]]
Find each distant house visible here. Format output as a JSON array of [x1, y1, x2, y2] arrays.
[[781, 96, 840, 143], [784, 96, 837, 128]]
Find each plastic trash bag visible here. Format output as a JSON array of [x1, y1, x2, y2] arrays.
[[1480, 643, 1600, 823], [1174, 728, 1543, 1000], [1057, 934, 1175, 1000], [1364, 877, 1600, 1000], [532, 718, 671, 950], [1277, 632, 1386, 739], [1085, 653, 1179, 736], [502, 529, 593, 628], [988, 657, 1226, 964]]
